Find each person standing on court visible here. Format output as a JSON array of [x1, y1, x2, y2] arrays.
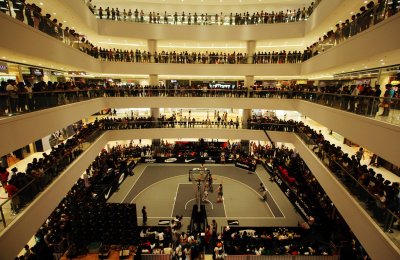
[[142, 206, 147, 225], [217, 184, 223, 202]]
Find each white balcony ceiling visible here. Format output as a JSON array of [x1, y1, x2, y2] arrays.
[[92, 0, 313, 6]]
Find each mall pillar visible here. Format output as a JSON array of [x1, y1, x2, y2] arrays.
[[246, 40, 256, 64], [150, 108, 161, 149], [149, 74, 159, 86], [241, 140, 250, 155], [244, 75, 255, 88], [151, 108, 160, 120], [242, 109, 252, 129], [148, 39, 157, 63], [17, 65, 23, 82]]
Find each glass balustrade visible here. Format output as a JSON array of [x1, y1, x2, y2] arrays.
[[1, 0, 398, 64], [1, 89, 399, 126], [0, 121, 399, 251], [84, 0, 322, 26]]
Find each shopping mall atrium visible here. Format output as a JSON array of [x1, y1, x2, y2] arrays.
[[0, 0, 399, 259]]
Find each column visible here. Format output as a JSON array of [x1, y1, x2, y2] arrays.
[[151, 107, 161, 129], [241, 109, 252, 129], [241, 140, 250, 154], [150, 108, 161, 151], [150, 108, 160, 120], [147, 39, 157, 63], [246, 40, 256, 64], [17, 65, 23, 82], [244, 75, 255, 88], [149, 74, 159, 86]]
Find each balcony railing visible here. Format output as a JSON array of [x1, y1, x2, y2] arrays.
[[86, 0, 322, 26], [1, 121, 399, 249], [1, 0, 398, 66], [1, 89, 399, 125]]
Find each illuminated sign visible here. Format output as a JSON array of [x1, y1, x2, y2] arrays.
[[0, 62, 8, 74]]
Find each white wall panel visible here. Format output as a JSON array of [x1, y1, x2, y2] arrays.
[[107, 128, 295, 143], [59, 0, 99, 32], [0, 13, 101, 73], [295, 100, 400, 166], [0, 98, 106, 157], [100, 63, 301, 76], [305, 0, 345, 34], [1, 97, 398, 166], [0, 129, 398, 259], [0, 132, 109, 260], [97, 20, 305, 41], [106, 97, 298, 110], [292, 135, 400, 260], [1, 10, 399, 78], [302, 13, 400, 75]]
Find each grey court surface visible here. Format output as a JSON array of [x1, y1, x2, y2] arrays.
[[109, 164, 303, 227]]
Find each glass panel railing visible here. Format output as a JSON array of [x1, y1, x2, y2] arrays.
[[2, 0, 398, 66], [1, 89, 399, 126], [295, 125, 400, 248], [0, 126, 103, 232], [0, 89, 103, 116], [1, 119, 398, 248], [87, 1, 320, 26], [94, 52, 307, 64]]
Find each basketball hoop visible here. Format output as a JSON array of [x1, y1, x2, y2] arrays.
[[189, 167, 212, 212]]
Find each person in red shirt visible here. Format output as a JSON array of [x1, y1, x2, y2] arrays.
[[0, 166, 9, 192], [5, 183, 19, 215]]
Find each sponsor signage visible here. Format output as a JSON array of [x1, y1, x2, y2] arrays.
[[95, 161, 135, 201], [227, 220, 239, 225], [29, 67, 44, 76], [235, 161, 256, 172], [51, 71, 64, 76], [262, 163, 312, 220], [69, 71, 87, 76], [164, 158, 178, 163], [0, 62, 8, 74]]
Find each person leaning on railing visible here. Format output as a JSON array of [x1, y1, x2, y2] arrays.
[[379, 83, 395, 116]]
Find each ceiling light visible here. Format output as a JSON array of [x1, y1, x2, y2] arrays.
[[39, 2, 43, 5], [53, 13, 56, 15], [22, 60, 26, 62], [1, 56, 5, 59]]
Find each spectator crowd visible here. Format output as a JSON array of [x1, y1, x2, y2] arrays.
[[2, 0, 398, 68], [85, 0, 321, 25]]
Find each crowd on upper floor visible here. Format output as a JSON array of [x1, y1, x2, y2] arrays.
[[1, 80, 399, 117], [92, 49, 308, 64], [4, 112, 395, 258], [0, 123, 99, 216], [84, 0, 321, 25], [2, 0, 398, 69]]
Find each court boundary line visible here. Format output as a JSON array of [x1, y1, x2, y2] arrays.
[[170, 183, 180, 218], [130, 175, 188, 203], [255, 168, 286, 218], [121, 164, 148, 203], [214, 175, 278, 218], [127, 166, 286, 219], [137, 216, 285, 219], [184, 198, 214, 210]]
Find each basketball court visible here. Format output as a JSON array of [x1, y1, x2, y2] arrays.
[[108, 164, 303, 228]]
